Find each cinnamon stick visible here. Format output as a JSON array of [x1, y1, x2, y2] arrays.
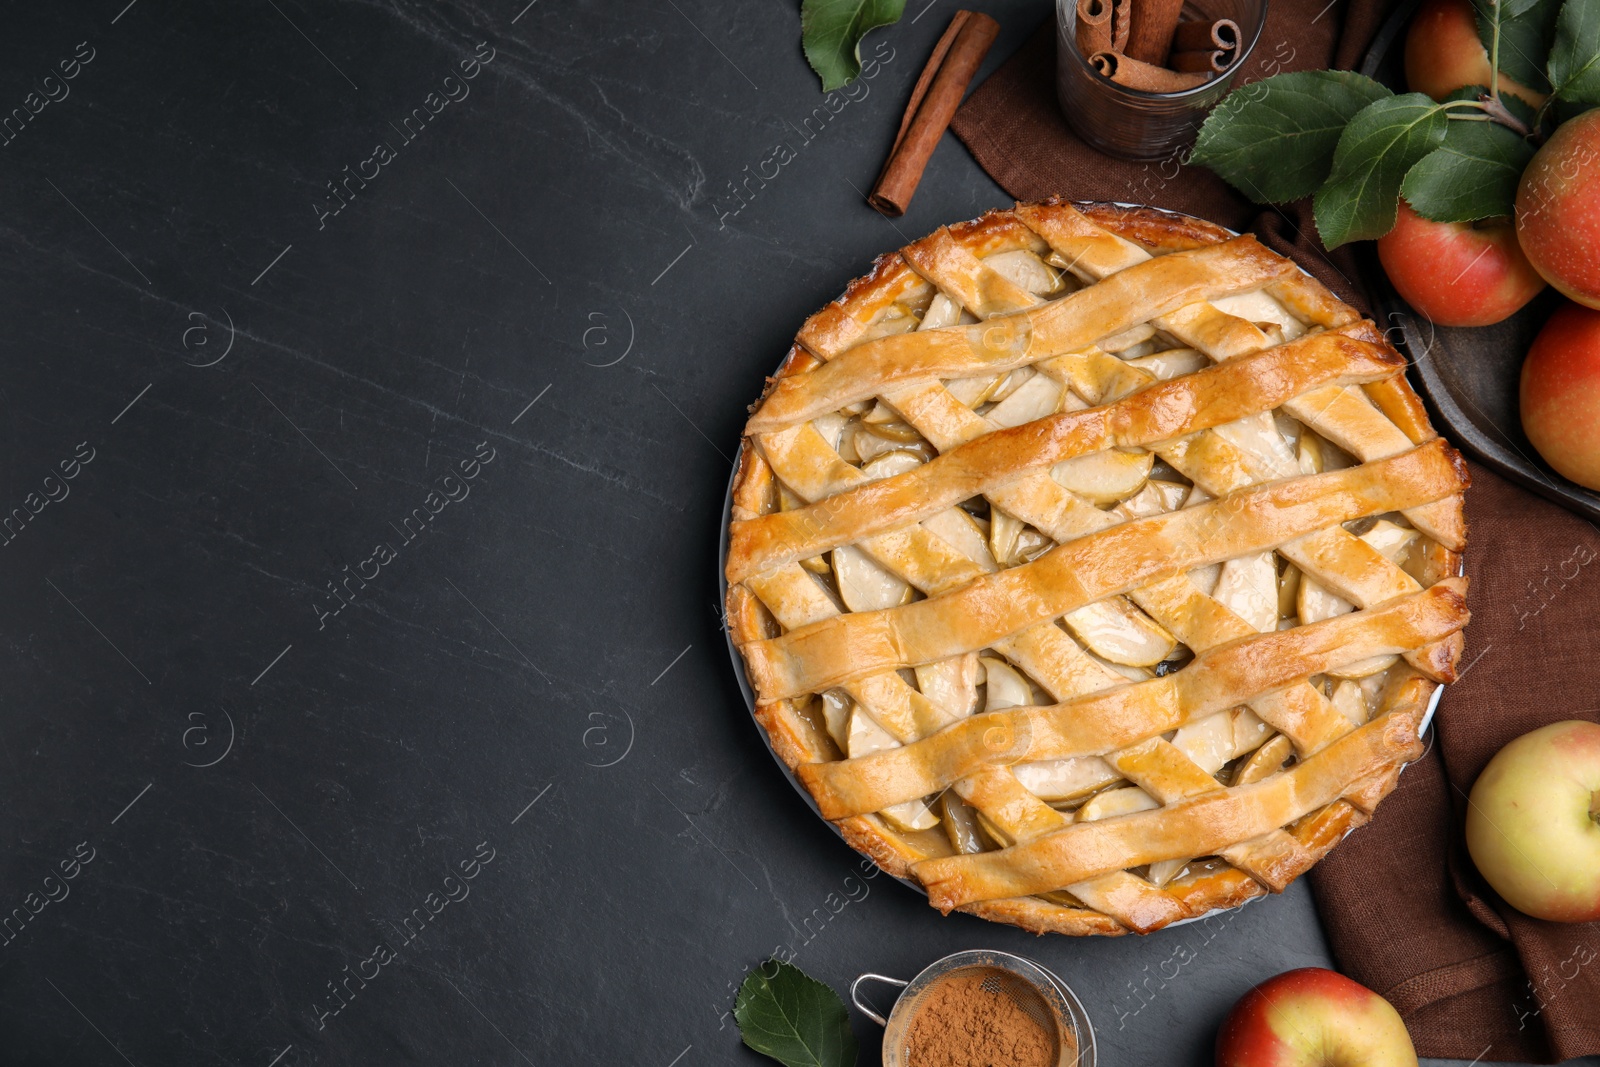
[[1169, 47, 1232, 72], [869, 10, 999, 216], [1074, 0, 1113, 59], [1171, 16, 1240, 53], [1123, 0, 1187, 64], [1109, 0, 1132, 52], [1089, 50, 1210, 91], [1169, 17, 1240, 70]]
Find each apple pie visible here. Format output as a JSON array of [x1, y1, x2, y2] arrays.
[[725, 200, 1469, 936]]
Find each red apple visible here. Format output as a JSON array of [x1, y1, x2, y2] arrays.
[[1520, 302, 1600, 489], [1515, 108, 1600, 309], [1216, 968, 1418, 1067], [1465, 720, 1600, 923], [1377, 201, 1545, 326], [1404, 0, 1546, 109]]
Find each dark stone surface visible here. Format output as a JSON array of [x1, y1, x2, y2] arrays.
[[0, 3, 1585, 1066]]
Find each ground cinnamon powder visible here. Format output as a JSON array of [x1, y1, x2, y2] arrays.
[[905, 971, 1064, 1067]]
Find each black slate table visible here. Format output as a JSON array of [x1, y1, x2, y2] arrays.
[[0, 3, 1587, 1066]]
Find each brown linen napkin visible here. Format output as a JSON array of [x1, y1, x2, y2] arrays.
[[950, 3, 1600, 1059]]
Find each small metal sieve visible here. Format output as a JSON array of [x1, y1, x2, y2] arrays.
[[851, 950, 1096, 1067]]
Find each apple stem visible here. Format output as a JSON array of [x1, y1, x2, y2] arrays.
[[1591, 790, 1600, 826]]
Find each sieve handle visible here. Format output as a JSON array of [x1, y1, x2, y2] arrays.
[[849, 972, 908, 1027]]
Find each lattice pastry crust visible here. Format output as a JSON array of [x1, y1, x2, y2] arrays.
[[725, 200, 1469, 936]]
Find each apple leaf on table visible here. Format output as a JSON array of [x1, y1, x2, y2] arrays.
[[1189, 71, 1394, 203], [1314, 94, 1450, 247], [801, 0, 905, 91], [1547, 0, 1600, 103], [735, 960, 859, 1067], [1472, 0, 1560, 92], [1400, 110, 1536, 221]]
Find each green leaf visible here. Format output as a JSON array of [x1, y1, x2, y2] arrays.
[[1190, 71, 1393, 203], [1401, 116, 1536, 221], [1473, 0, 1560, 92], [801, 0, 905, 91], [1498, 0, 1546, 18], [1549, 0, 1600, 102], [735, 961, 859, 1067], [1313, 94, 1450, 247]]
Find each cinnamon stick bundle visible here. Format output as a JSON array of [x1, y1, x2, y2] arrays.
[[1071, 0, 1235, 95], [1089, 50, 1210, 91], [869, 10, 999, 216]]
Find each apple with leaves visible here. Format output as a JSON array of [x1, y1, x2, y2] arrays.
[[1215, 968, 1419, 1067], [1516, 107, 1600, 309], [1376, 201, 1545, 325], [1191, 0, 1595, 261], [1520, 303, 1600, 490], [1405, 0, 1547, 109], [1465, 720, 1600, 923]]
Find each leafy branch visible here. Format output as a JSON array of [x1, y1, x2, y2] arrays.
[[1191, 0, 1594, 247]]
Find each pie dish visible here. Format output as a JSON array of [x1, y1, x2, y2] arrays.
[[724, 199, 1470, 936]]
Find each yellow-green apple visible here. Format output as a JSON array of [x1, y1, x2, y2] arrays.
[[1515, 109, 1600, 309], [1377, 201, 1545, 326], [1465, 719, 1600, 923], [1404, 0, 1547, 108], [1216, 968, 1418, 1067], [1520, 302, 1600, 489]]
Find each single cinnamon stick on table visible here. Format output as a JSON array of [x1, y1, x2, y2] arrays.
[[1090, 50, 1210, 91], [869, 10, 999, 216], [1123, 0, 1187, 64], [1074, 0, 1113, 58]]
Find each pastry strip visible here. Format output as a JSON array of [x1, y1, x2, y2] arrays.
[[746, 236, 1298, 433], [742, 441, 1466, 702]]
